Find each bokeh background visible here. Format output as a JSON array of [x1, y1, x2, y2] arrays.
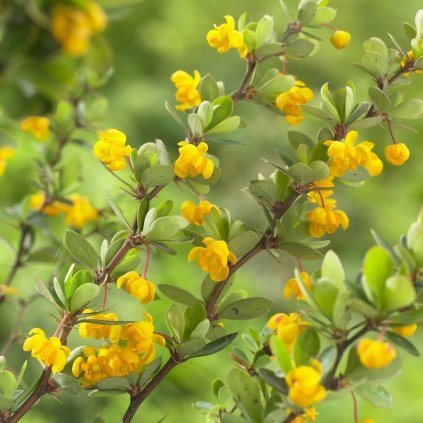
[[1, 0, 423, 422]]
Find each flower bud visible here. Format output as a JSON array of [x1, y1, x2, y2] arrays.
[[385, 143, 410, 166], [331, 30, 351, 49]]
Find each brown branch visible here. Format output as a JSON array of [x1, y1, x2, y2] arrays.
[[283, 413, 300, 423], [232, 53, 257, 102]]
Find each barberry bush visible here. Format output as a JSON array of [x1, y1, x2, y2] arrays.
[[1, 1, 423, 423]]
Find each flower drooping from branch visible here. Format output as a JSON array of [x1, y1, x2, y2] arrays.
[[286, 360, 326, 407], [93, 129, 132, 171], [275, 81, 314, 125], [181, 200, 217, 225], [171, 70, 202, 111], [188, 237, 237, 282], [206, 15, 248, 58], [306, 199, 349, 238], [324, 131, 383, 177], [284, 272, 311, 301], [116, 271, 156, 304], [23, 328, 70, 373], [51, 2, 106, 56], [267, 313, 307, 352], [174, 141, 214, 180], [385, 143, 410, 166], [330, 30, 351, 49], [357, 338, 397, 368], [79, 309, 122, 342], [20, 117, 50, 141]]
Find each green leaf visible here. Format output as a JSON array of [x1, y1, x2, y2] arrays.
[[165, 100, 186, 127], [139, 357, 162, 388], [385, 331, 419, 356], [382, 275, 416, 312], [249, 179, 278, 206], [65, 231, 100, 270], [197, 101, 213, 128], [206, 116, 240, 135], [158, 284, 199, 306], [369, 87, 391, 112], [107, 197, 132, 231], [270, 336, 292, 373], [355, 384, 392, 408], [177, 338, 207, 357], [206, 96, 233, 131], [389, 98, 423, 119], [201, 276, 216, 303], [257, 75, 295, 100], [199, 74, 221, 102], [0, 371, 16, 399], [310, 160, 330, 182], [70, 283, 100, 313], [294, 328, 320, 366], [319, 346, 337, 380], [332, 290, 351, 330], [88, 390, 127, 397], [144, 216, 180, 241], [188, 333, 238, 359], [276, 242, 322, 260], [65, 270, 94, 302], [226, 367, 263, 423], [183, 302, 207, 340], [188, 113, 203, 137], [54, 373, 82, 396], [166, 304, 185, 343], [362, 246, 393, 308], [312, 278, 339, 318], [255, 15, 274, 48], [35, 279, 63, 310], [141, 165, 174, 188], [257, 368, 288, 394], [302, 104, 336, 121], [286, 38, 316, 58], [288, 162, 314, 185], [298, 0, 317, 24], [348, 116, 384, 130], [228, 231, 259, 258], [97, 377, 131, 391], [288, 131, 314, 149], [321, 250, 345, 290], [308, 6, 336, 25], [218, 297, 273, 320]]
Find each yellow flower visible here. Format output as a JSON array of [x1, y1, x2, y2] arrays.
[[267, 313, 306, 352], [20, 117, 49, 141], [330, 30, 351, 49], [0, 146, 15, 177], [324, 131, 383, 177], [181, 200, 217, 225], [116, 271, 156, 304], [78, 309, 121, 342], [0, 284, 21, 297], [307, 176, 334, 205], [392, 323, 417, 337], [292, 407, 317, 423], [385, 143, 410, 166], [188, 237, 237, 282], [275, 81, 314, 125], [93, 129, 132, 171], [121, 312, 165, 363], [72, 346, 108, 386], [174, 141, 214, 180], [357, 338, 397, 368], [64, 194, 98, 228], [100, 343, 141, 377], [206, 15, 247, 58], [306, 199, 349, 238], [361, 419, 376, 423], [51, 2, 106, 56], [29, 191, 71, 217], [23, 328, 70, 373], [286, 360, 326, 407], [171, 70, 202, 111], [284, 272, 311, 301]]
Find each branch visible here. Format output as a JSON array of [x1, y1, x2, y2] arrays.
[[232, 54, 257, 101]]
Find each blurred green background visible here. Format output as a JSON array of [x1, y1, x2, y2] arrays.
[[1, 0, 423, 422]]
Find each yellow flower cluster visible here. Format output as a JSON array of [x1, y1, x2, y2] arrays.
[[275, 81, 314, 125], [324, 131, 383, 178], [171, 70, 202, 111], [51, 2, 106, 56], [292, 407, 317, 423], [0, 146, 15, 177], [385, 143, 410, 166], [73, 312, 164, 386], [283, 271, 311, 301], [174, 141, 214, 180], [357, 338, 396, 368], [286, 360, 326, 407], [23, 328, 70, 373], [188, 237, 237, 282], [20, 116, 50, 141], [306, 198, 349, 238], [93, 129, 132, 171], [392, 323, 417, 337], [206, 15, 247, 58], [267, 313, 307, 352], [79, 309, 121, 342], [330, 30, 351, 49], [29, 191, 98, 228], [116, 271, 156, 304], [181, 200, 217, 225]]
